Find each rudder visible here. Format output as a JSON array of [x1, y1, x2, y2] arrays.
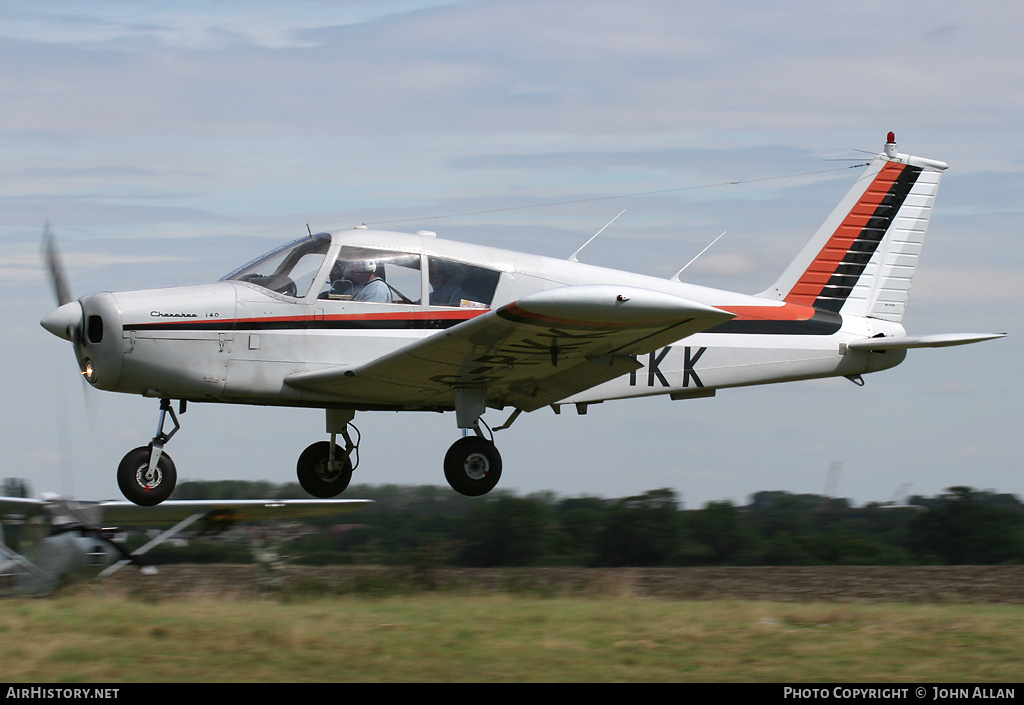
[[761, 134, 947, 323]]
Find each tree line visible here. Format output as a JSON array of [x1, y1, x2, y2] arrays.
[[161, 481, 1024, 567]]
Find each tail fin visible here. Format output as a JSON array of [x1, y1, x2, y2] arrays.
[[761, 134, 947, 323]]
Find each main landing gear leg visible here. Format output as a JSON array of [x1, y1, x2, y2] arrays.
[[117, 399, 181, 507], [444, 388, 502, 497], [297, 409, 358, 498]]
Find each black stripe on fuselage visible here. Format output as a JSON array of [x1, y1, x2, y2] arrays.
[[128, 309, 843, 337], [704, 308, 843, 336]]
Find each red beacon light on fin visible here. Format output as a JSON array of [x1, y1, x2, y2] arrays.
[[884, 132, 898, 159]]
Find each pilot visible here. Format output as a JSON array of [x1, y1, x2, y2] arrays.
[[344, 261, 393, 303], [428, 259, 469, 306]]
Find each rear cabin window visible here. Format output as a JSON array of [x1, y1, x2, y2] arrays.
[[427, 258, 499, 308]]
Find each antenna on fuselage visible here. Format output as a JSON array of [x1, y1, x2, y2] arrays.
[[568, 210, 626, 263], [307, 223, 313, 238], [670, 230, 726, 282]]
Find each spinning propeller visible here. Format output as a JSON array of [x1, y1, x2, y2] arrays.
[[39, 224, 99, 499], [42, 223, 72, 307], [40, 225, 85, 347], [39, 224, 98, 393]]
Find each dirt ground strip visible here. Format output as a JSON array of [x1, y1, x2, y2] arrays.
[[100, 565, 1024, 603]]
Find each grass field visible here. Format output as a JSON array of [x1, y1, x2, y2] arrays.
[[1, 590, 1022, 682]]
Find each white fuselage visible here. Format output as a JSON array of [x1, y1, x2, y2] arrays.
[[71, 228, 904, 413]]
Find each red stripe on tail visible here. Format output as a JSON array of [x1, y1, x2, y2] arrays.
[[784, 162, 906, 307]]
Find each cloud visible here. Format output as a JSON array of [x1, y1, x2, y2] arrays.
[[3, 1, 1022, 508], [0, 2, 466, 49]]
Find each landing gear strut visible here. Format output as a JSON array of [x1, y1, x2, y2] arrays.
[[297, 409, 359, 498], [117, 399, 180, 506], [444, 388, 503, 497]]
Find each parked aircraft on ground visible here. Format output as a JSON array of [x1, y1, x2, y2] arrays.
[[40, 134, 1004, 505], [0, 485, 368, 596]]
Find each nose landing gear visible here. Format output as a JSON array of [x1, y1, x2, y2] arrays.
[[117, 399, 180, 506], [117, 447, 176, 507]]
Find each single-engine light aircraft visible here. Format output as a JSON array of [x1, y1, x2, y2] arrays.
[[41, 134, 1004, 506], [0, 486, 368, 596]]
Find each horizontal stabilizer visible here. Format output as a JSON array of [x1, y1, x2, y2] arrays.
[[847, 333, 1006, 351]]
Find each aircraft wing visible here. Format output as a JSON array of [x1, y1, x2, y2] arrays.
[[97, 498, 372, 526], [0, 497, 46, 513], [0, 497, 49, 524], [286, 285, 734, 412]]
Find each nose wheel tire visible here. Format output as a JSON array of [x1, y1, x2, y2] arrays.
[[117, 446, 177, 507], [297, 441, 353, 498], [444, 436, 502, 496]]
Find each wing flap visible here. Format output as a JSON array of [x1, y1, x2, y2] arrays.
[[286, 285, 734, 410]]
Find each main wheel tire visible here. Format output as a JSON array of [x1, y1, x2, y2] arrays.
[[117, 446, 177, 506], [296, 441, 353, 498], [444, 437, 502, 497]]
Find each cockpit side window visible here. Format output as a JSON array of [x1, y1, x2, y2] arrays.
[[222, 234, 331, 298], [319, 247, 422, 305], [427, 258, 499, 308]]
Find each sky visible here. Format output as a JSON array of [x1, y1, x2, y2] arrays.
[[1, 0, 1021, 508]]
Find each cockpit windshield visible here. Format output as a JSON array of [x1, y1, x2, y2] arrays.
[[221, 234, 331, 298]]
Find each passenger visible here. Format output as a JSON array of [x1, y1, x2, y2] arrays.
[[429, 259, 469, 306]]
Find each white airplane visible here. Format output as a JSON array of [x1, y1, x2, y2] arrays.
[[0, 491, 369, 596], [40, 133, 1004, 506]]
